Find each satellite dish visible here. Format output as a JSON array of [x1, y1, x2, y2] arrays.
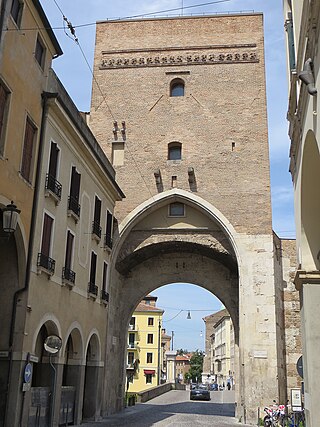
[[44, 335, 62, 354]]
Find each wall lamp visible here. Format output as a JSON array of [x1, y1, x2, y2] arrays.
[[2, 201, 21, 234]]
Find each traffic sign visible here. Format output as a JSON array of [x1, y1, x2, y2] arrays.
[[24, 363, 33, 383]]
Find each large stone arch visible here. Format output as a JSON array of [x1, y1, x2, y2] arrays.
[[300, 130, 320, 270], [103, 189, 280, 424]]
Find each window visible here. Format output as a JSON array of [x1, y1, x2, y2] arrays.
[[147, 334, 153, 344], [37, 213, 55, 274], [46, 142, 61, 199], [170, 79, 185, 97], [21, 117, 36, 183], [35, 35, 45, 69], [63, 230, 75, 284], [168, 142, 182, 160], [128, 333, 135, 348], [92, 196, 102, 238], [10, 0, 23, 27], [129, 317, 135, 329], [145, 374, 152, 384], [88, 252, 98, 296], [68, 166, 81, 218], [148, 317, 154, 326], [169, 202, 185, 217], [102, 262, 108, 292], [128, 352, 134, 365], [0, 81, 10, 156], [147, 353, 153, 363], [105, 210, 113, 249]]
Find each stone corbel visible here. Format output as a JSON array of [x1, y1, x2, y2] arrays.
[[298, 58, 317, 96], [294, 269, 320, 291]]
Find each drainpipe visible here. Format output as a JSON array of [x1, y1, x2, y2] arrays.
[[5, 91, 55, 426]]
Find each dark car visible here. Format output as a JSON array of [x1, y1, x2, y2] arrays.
[[190, 384, 211, 401]]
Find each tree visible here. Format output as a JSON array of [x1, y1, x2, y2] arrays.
[[176, 348, 188, 355], [187, 350, 204, 382]]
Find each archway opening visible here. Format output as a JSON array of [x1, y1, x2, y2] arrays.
[[124, 283, 237, 409], [82, 334, 100, 421], [301, 131, 320, 270]]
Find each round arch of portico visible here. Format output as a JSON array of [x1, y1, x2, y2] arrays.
[[31, 313, 62, 354], [62, 322, 85, 364]]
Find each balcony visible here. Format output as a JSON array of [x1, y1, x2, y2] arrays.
[[92, 220, 102, 241], [88, 282, 98, 299], [101, 289, 109, 304], [128, 324, 138, 332], [127, 342, 139, 350], [45, 173, 62, 203], [67, 196, 80, 222], [62, 267, 76, 288], [104, 233, 113, 251], [37, 252, 55, 276]]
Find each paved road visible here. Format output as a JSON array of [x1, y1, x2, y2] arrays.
[[80, 389, 252, 427]]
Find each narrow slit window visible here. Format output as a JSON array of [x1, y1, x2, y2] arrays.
[[170, 79, 185, 97], [168, 142, 182, 160]]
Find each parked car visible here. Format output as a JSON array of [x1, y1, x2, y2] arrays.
[[210, 383, 219, 391], [190, 384, 211, 401]]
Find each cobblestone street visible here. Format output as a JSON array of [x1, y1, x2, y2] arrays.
[[79, 390, 252, 427]]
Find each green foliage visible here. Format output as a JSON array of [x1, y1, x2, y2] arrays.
[[188, 350, 204, 382], [176, 348, 188, 355]]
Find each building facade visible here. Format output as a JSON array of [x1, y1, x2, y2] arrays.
[[89, 14, 298, 423], [126, 295, 163, 393], [283, 1, 320, 425], [0, 1, 62, 425]]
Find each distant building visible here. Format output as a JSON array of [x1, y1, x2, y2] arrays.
[[176, 354, 191, 383], [161, 328, 171, 381], [126, 295, 164, 393], [202, 309, 234, 387]]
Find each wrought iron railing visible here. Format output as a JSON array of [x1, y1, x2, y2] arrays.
[[88, 282, 98, 296], [45, 173, 62, 199], [37, 252, 55, 274], [92, 220, 102, 239], [104, 233, 113, 249], [68, 196, 80, 218], [62, 267, 76, 284], [101, 289, 109, 302]]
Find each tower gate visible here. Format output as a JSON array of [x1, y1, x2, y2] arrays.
[[89, 14, 285, 424]]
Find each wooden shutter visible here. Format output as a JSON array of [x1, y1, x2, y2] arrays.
[[102, 262, 108, 291], [0, 84, 8, 140], [65, 231, 74, 269], [94, 197, 101, 224], [21, 118, 36, 182], [90, 252, 97, 284], [70, 167, 81, 200], [49, 142, 59, 178], [106, 211, 113, 236], [41, 214, 53, 257]]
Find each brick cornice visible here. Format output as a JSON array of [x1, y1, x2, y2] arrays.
[[294, 269, 320, 291]]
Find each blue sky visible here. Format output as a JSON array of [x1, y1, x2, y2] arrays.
[[40, 0, 295, 351]]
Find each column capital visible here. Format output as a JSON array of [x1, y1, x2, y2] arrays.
[[294, 269, 320, 291]]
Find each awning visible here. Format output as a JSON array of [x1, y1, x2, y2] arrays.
[[144, 369, 155, 375]]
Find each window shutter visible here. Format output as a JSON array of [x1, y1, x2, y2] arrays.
[[102, 262, 108, 291], [94, 197, 101, 224], [106, 211, 113, 236], [65, 231, 74, 269], [0, 84, 8, 138], [70, 167, 81, 200], [41, 214, 53, 257], [90, 252, 97, 284], [49, 142, 59, 178], [21, 119, 36, 182]]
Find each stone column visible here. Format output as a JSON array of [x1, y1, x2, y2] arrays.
[[295, 270, 320, 427], [165, 351, 177, 383]]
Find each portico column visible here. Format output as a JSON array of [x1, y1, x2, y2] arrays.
[[165, 351, 177, 383], [294, 270, 320, 427]]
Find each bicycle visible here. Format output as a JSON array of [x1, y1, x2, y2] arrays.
[[281, 410, 305, 427]]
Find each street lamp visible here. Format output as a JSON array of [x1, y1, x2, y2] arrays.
[[2, 201, 21, 234]]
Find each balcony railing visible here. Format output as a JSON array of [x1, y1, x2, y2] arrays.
[[101, 289, 109, 302], [104, 233, 113, 250], [128, 324, 138, 331], [62, 267, 76, 285], [88, 281, 98, 296], [127, 343, 138, 349], [92, 220, 102, 239], [45, 173, 62, 200], [37, 252, 55, 274], [68, 196, 81, 218]]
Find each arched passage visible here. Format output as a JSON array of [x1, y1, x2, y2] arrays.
[[61, 327, 83, 425], [300, 130, 320, 270], [82, 332, 102, 421]]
